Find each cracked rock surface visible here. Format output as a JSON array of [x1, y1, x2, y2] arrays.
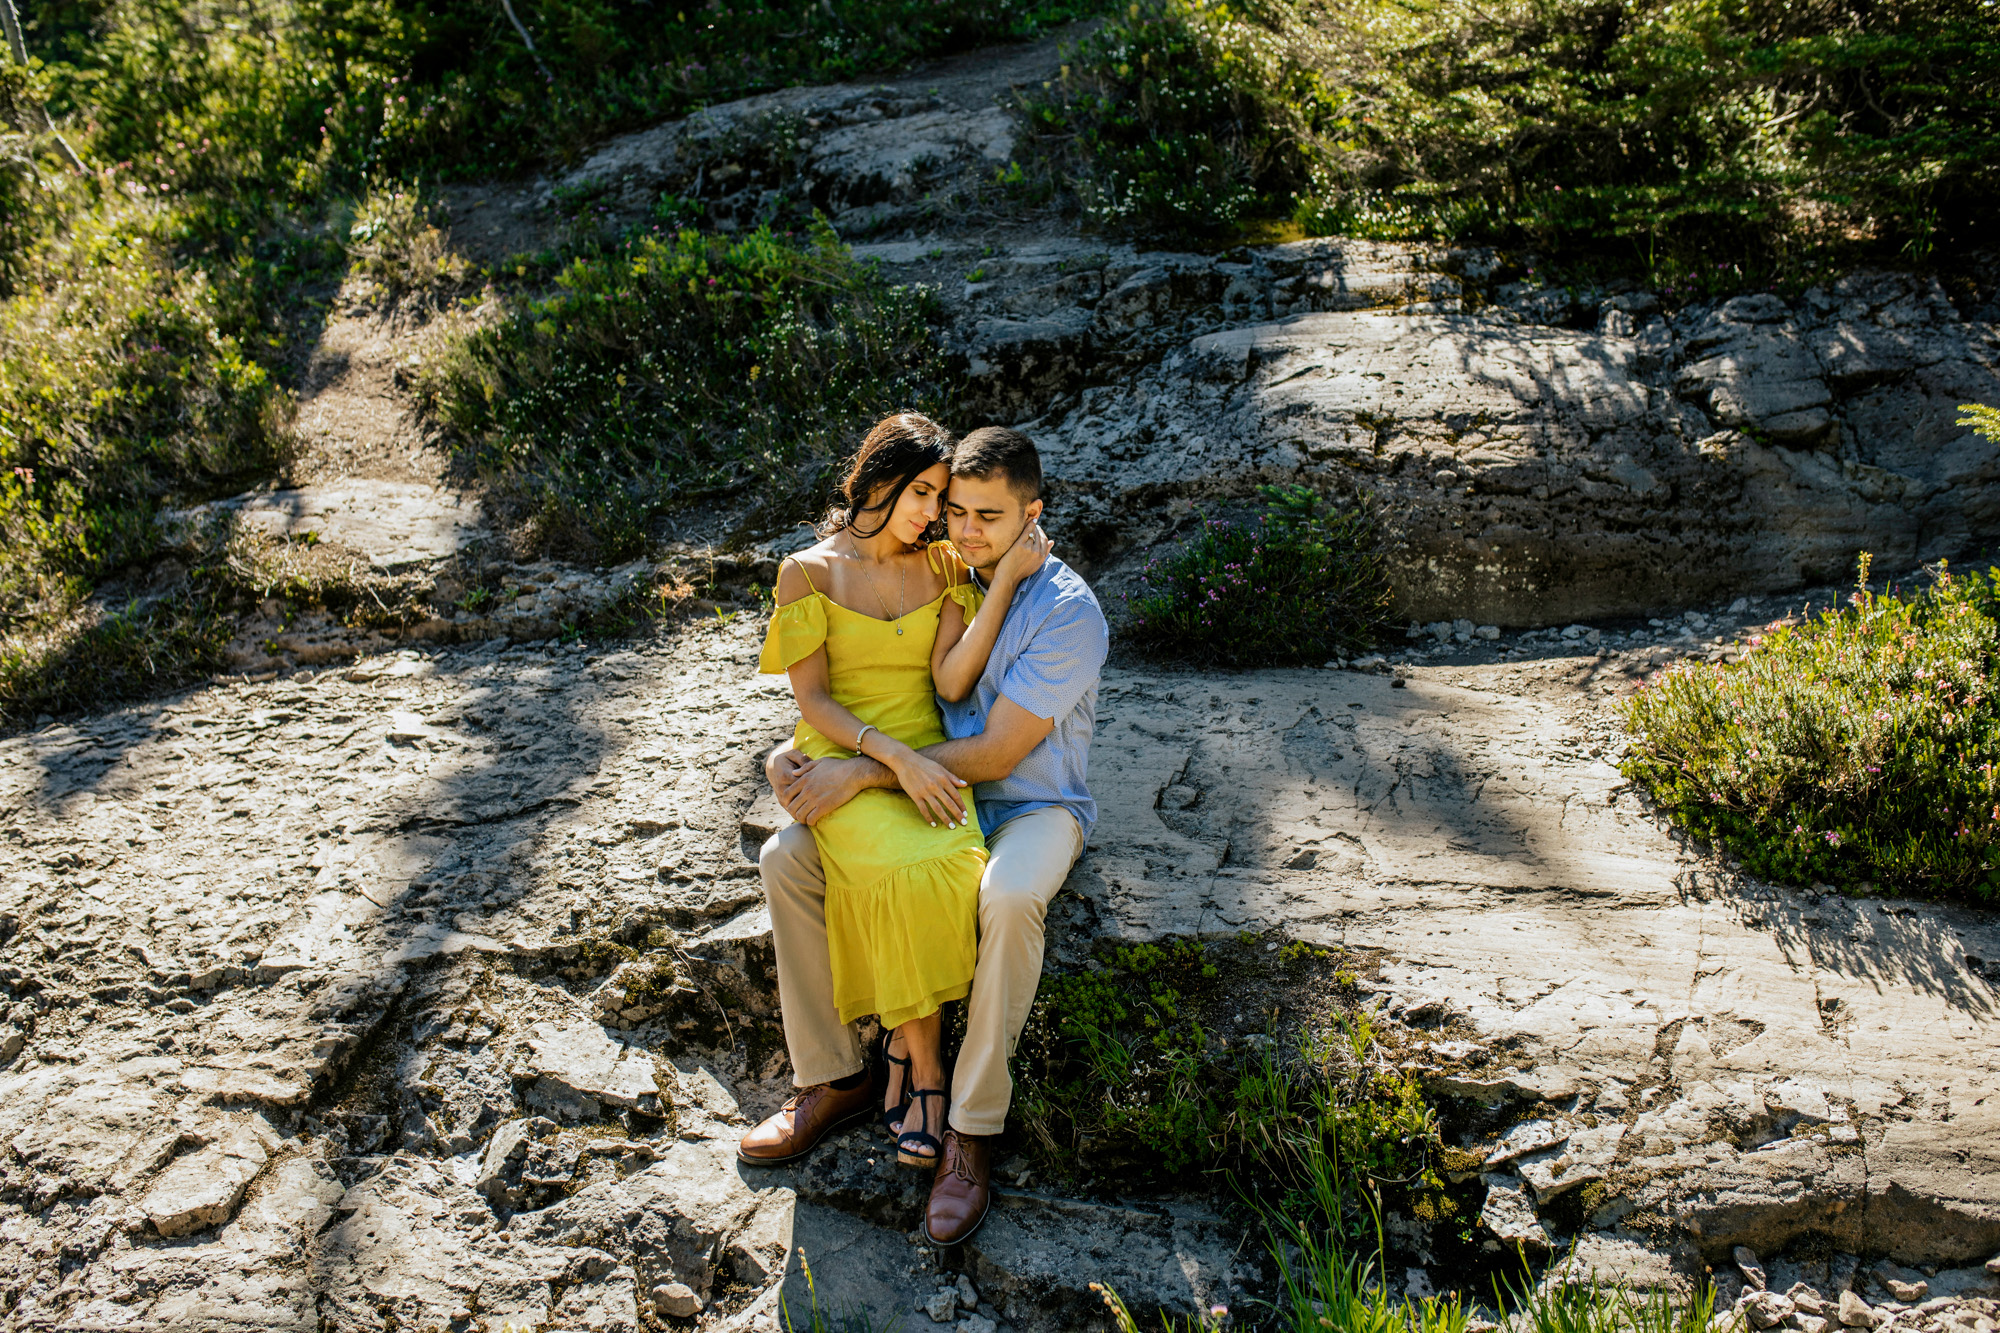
[[3, 605, 1998, 1328]]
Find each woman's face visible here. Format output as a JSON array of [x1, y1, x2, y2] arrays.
[[867, 462, 950, 546]]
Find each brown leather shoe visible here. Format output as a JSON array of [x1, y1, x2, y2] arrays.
[[924, 1130, 992, 1245], [736, 1080, 876, 1165]]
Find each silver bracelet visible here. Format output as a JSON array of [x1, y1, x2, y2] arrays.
[[853, 724, 876, 754]]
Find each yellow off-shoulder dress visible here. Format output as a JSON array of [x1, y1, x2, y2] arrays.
[[757, 543, 988, 1031]]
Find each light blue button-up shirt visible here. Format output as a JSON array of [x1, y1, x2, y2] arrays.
[[938, 555, 1108, 842]]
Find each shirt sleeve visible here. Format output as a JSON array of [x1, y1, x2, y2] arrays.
[[999, 596, 1109, 721]]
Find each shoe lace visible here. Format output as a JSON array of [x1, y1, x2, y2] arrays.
[[943, 1133, 978, 1186]]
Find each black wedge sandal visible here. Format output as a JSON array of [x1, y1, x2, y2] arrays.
[[877, 1029, 912, 1137], [897, 1088, 947, 1168]]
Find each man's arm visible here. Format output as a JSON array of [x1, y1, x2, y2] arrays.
[[774, 699, 1052, 825]]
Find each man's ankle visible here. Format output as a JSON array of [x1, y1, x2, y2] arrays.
[[827, 1070, 867, 1092]]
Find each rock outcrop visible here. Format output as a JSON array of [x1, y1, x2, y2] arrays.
[[842, 238, 2000, 625]]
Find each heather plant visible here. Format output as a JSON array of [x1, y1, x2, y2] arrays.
[[1621, 555, 2000, 902], [417, 221, 951, 561], [1122, 485, 1390, 667], [1021, 0, 1307, 234]]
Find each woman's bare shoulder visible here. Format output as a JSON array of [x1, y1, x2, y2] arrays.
[[776, 540, 840, 604]]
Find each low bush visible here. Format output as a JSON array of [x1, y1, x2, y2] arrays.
[[1122, 485, 1390, 667], [418, 221, 952, 561], [344, 187, 470, 301], [1023, 0, 2000, 271], [1011, 935, 1436, 1205], [0, 0, 1098, 726], [0, 196, 301, 621], [1621, 554, 2000, 902], [35, 0, 1101, 194]]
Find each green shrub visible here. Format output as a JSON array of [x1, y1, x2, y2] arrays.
[[0, 579, 236, 726], [345, 187, 470, 299], [1962, 404, 2000, 445], [1012, 936, 1434, 1198], [1122, 485, 1390, 667], [417, 220, 951, 561], [1621, 555, 2000, 902], [1021, 0, 1309, 234], [36, 0, 1103, 195], [0, 197, 299, 617], [1024, 0, 2000, 268]]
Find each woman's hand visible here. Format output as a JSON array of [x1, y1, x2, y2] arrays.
[[993, 520, 1051, 587], [891, 751, 971, 828]]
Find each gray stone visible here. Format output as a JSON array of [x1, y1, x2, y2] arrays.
[[1017, 283, 2000, 623], [924, 1287, 960, 1322], [141, 1123, 269, 1237], [1484, 1117, 1567, 1167], [654, 1281, 703, 1316], [523, 1020, 668, 1119], [169, 480, 490, 569], [1841, 1292, 1883, 1328], [1480, 1176, 1551, 1248], [1738, 1247, 1770, 1291], [1743, 1291, 1796, 1328], [510, 1139, 787, 1302], [962, 1190, 1254, 1330]]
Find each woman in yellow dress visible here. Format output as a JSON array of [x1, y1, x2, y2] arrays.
[[757, 413, 1048, 1166]]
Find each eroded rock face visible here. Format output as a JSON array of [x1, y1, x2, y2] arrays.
[[851, 238, 2000, 625], [542, 29, 1065, 238]]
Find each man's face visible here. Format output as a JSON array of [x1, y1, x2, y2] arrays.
[[945, 472, 1042, 572]]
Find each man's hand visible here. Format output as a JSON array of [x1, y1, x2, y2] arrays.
[[775, 753, 879, 827], [992, 519, 1052, 587], [766, 744, 814, 821]]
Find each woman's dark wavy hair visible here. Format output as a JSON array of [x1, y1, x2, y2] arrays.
[[821, 412, 956, 541]]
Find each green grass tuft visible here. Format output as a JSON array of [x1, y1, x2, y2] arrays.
[[1013, 935, 1434, 1206], [418, 220, 952, 562], [1621, 553, 2000, 902], [1121, 485, 1390, 668]]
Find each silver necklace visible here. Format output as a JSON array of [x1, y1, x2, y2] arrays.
[[847, 535, 907, 633]]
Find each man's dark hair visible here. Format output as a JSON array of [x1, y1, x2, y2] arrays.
[[951, 427, 1042, 503]]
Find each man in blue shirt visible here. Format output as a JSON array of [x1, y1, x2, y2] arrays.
[[738, 428, 1108, 1247]]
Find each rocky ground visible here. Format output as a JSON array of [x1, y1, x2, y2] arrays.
[[8, 18, 2000, 1333], [3, 583, 1999, 1330]]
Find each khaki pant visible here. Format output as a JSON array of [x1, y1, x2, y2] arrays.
[[760, 803, 1083, 1136]]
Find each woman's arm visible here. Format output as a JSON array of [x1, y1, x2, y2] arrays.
[[931, 524, 1051, 702], [777, 560, 970, 827]]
